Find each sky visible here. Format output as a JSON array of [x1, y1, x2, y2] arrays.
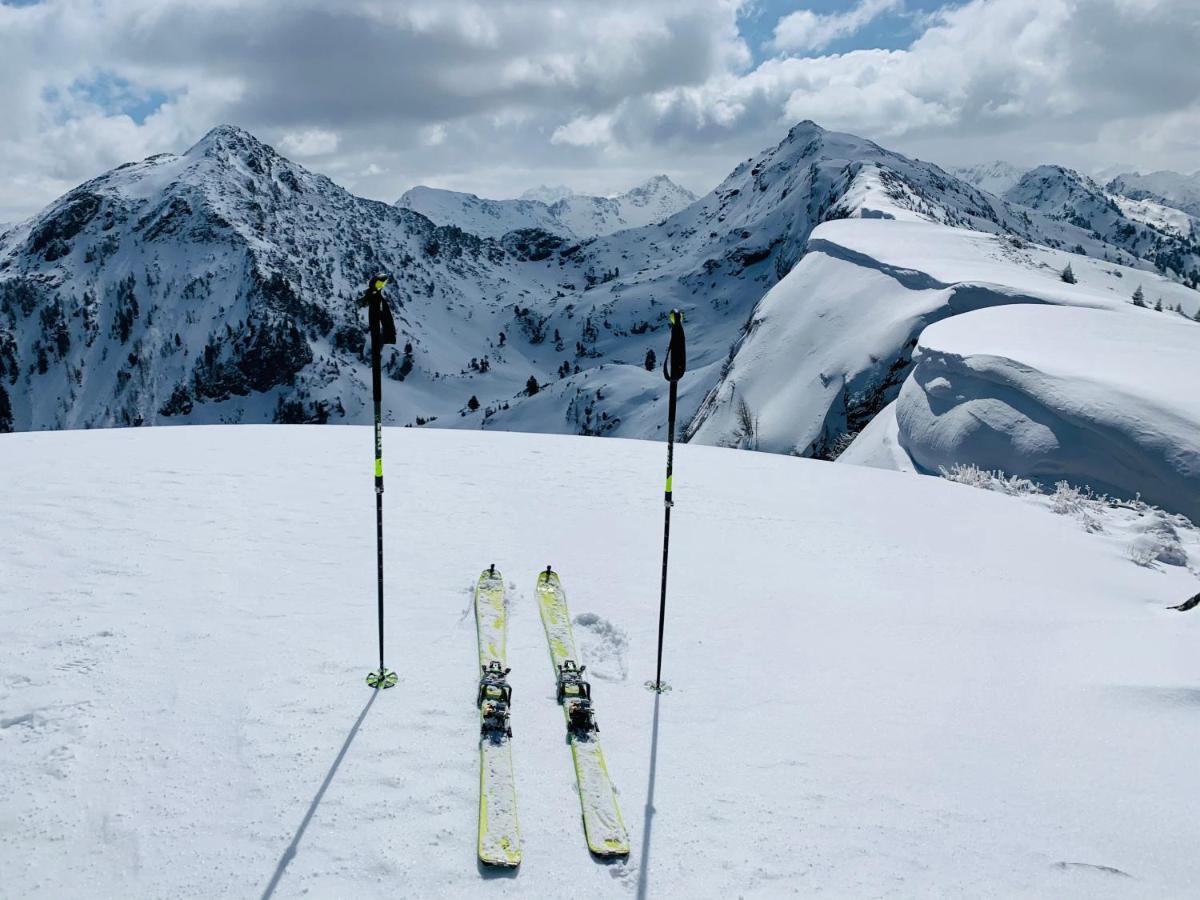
[[0, 0, 1198, 221]]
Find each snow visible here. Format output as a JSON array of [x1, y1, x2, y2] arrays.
[[880, 303, 1200, 521], [3, 425, 1200, 898]]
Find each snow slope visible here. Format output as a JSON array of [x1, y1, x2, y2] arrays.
[[1112, 194, 1196, 239], [3, 425, 1199, 898]]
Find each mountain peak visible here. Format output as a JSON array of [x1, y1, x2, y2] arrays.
[[621, 174, 697, 205], [785, 120, 826, 142], [185, 125, 275, 160]]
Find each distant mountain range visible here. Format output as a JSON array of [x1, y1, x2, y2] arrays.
[[2, 120, 1198, 518], [396, 175, 697, 240]]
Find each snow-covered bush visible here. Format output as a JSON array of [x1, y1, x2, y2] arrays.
[[939, 463, 1041, 497]]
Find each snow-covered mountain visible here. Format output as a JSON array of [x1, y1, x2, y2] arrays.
[[0, 125, 588, 433], [1004, 166, 1200, 281], [4, 424, 1199, 897], [395, 185, 566, 239], [1108, 169, 1200, 220], [395, 175, 697, 240], [4, 121, 1199, 520], [947, 161, 1027, 196], [550, 175, 698, 238], [519, 184, 576, 205]]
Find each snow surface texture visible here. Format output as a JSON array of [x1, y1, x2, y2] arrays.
[[3, 425, 1200, 898], [396, 176, 697, 240]]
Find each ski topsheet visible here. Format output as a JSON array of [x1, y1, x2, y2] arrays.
[[535, 568, 630, 858], [475, 567, 521, 867]]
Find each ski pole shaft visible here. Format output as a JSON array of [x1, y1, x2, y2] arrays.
[[375, 399, 385, 674], [654, 377, 678, 689], [362, 274, 396, 690], [652, 310, 686, 692]]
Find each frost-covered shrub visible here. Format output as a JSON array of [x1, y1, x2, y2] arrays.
[[939, 463, 1042, 497]]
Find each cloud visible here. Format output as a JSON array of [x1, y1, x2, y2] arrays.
[[0, 0, 1197, 221], [278, 129, 340, 157], [597, 0, 1200, 176], [772, 0, 904, 54], [551, 114, 616, 148]]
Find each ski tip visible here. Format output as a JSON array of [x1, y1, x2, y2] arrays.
[[480, 565, 503, 582]]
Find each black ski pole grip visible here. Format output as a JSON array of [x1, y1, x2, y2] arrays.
[[663, 309, 686, 382]]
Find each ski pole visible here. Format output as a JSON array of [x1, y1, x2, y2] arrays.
[[362, 274, 398, 690], [649, 310, 686, 693]]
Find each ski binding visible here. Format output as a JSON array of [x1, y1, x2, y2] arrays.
[[478, 660, 513, 737]]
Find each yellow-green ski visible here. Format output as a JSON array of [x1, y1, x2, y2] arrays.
[[535, 567, 630, 858], [475, 566, 521, 868]]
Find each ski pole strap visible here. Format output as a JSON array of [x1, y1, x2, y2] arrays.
[[662, 309, 686, 383]]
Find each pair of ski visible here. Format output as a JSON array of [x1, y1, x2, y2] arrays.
[[474, 565, 629, 868]]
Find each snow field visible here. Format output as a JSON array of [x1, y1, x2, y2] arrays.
[[2, 425, 1200, 897]]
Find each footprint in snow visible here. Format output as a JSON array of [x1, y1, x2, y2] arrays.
[[572, 613, 628, 681]]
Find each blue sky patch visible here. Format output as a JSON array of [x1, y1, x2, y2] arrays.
[[70, 72, 170, 125], [738, 0, 948, 61]]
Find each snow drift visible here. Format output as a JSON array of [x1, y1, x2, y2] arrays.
[[889, 304, 1200, 521]]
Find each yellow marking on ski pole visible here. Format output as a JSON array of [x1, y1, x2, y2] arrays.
[[375, 458, 383, 477], [665, 475, 673, 493]]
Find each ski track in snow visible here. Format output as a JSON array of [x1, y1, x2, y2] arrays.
[[1, 425, 1199, 898]]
